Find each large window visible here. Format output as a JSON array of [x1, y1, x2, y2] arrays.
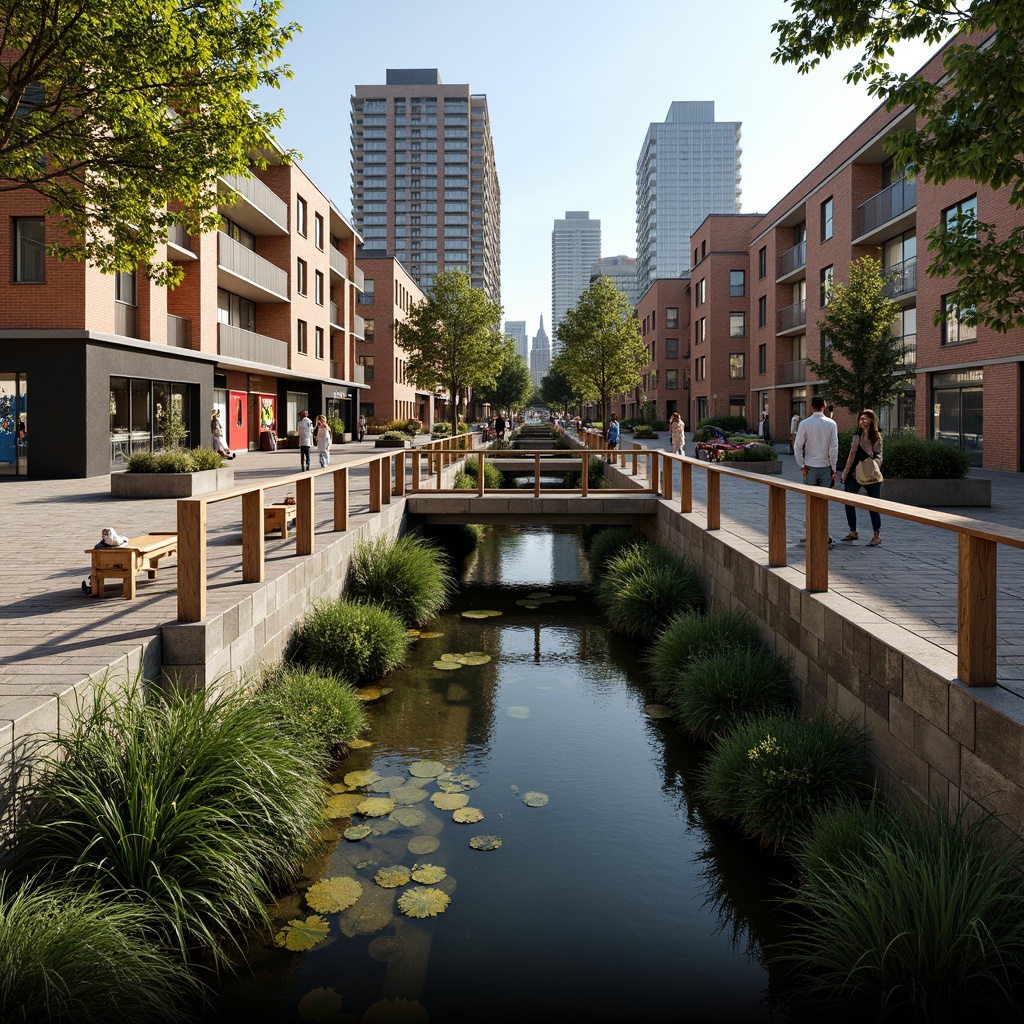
[[729, 353, 745, 379], [296, 258, 307, 297], [665, 369, 678, 390], [944, 196, 978, 237], [729, 312, 745, 338], [758, 295, 767, 328], [14, 217, 44, 282], [358, 354, 375, 381], [364, 318, 374, 343], [942, 295, 977, 345], [758, 344, 767, 374], [821, 196, 834, 240], [758, 246, 767, 280], [695, 278, 706, 305], [665, 307, 679, 329], [296, 196, 308, 237], [314, 270, 324, 305], [665, 338, 679, 359], [218, 289, 255, 331], [820, 265, 833, 306], [297, 319, 307, 354], [315, 327, 324, 359], [729, 270, 745, 297], [358, 278, 375, 305], [314, 213, 324, 250]]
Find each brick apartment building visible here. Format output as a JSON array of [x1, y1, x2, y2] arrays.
[[0, 157, 367, 478]]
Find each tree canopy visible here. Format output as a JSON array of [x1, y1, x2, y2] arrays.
[[0, 0, 296, 284], [772, 1, 1024, 331], [394, 269, 504, 435], [539, 362, 580, 416], [476, 339, 533, 414], [804, 256, 912, 416], [553, 276, 646, 426]]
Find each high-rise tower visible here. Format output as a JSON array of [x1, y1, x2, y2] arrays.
[[350, 69, 501, 302], [505, 320, 529, 364], [530, 315, 551, 387], [551, 211, 601, 351]]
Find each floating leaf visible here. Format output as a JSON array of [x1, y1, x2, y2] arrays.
[[390, 806, 427, 828], [361, 999, 429, 1024], [645, 703, 674, 719], [344, 824, 372, 841], [367, 936, 404, 963], [431, 792, 469, 810], [435, 779, 466, 794], [461, 609, 502, 619], [306, 876, 363, 914], [357, 797, 396, 817], [344, 770, 382, 788], [439, 653, 461, 662], [433, 660, 463, 671], [452, 807, 484, 824], [369, 775, 407, 793], [355, 686, 393, 701], [527, 591, 552, 599], [391, 786, 430, 805], [519, 601, 542, 609], [339, 886, 394, 937], [411, 863, 447, 884], [439, 772, 479, 790], [418, 631, 444, 639], [406, 629, 421, 637], [275, 914, 330, 951], [397, 886, 451, 918], [523, 792, 549, 808], [330, 782, 351, 794], [506, 706, 531, 719], [407, 835, 440, 856], [469, 835, 502, 851], [326, 793, 363, 818], [349, 738, 373, 749], [298, 987, 342, 1022], [454, 654, 491, 666], [375, 865, 412, 889], [409, 760, 446, 779]]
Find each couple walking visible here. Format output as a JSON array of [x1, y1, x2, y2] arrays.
[[297, 411, 333, 470]]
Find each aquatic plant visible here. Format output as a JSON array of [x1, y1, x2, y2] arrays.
[[666, 649, 796, 742], [462, 455, 503, 489], [17, 680, 325, 965], [585, 526, 649, 581], [346, 534, 455, 626], [699, 712, 867, 853], [0, 877, 200, 1024], [293, 599, 409, 685]]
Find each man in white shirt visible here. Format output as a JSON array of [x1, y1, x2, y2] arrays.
[[297, 410, 314, 472], [794, 396, 839, 547]]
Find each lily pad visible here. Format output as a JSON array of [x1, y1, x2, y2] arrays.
[[339, 886, 395, 937], [397, 886, 451, 918], [407, 835, 440, 856], [527, 591, 552, 599], [344, 770, 382, 788], [410, 863, 447, 884], [418, 631, 444, 639], [452, 806, 484, 824], [306, 876, 363, 914], [433, 660, 463, 671], [361, 999, 429, 1024], [374, 865, 412, 889], [406, 629, 421, 637], [461, 609, 502, 619], [519, 601, 542, 609], [368, 775, 408, 793], [408, 760, 446, 779], [645, 703, 674, 719], [523, 791, 549, 808], [275, 914, 330, 951], [357, 797, 396, 817], [349, 738, 373, 749], [367, 936, 405, 963], [431, 791, 470, 810], [329, 782, 351, 794], [355, 686, 393, 701], [390, 806, 427, 828], [454, 653, 491, 666], [326, 793, 363, 818], [391, 785, 430, 805], [469, 835, 502, 851], [506, 706, 531, 719], [298, 987, 343, 1022], [438, 772, 479, 789], [344, 824, 372, 841]]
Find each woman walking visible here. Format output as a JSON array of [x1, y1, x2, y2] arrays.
[[839, 409, 883, 546], [314, 414, 332, 468], [669, 411, 685, 455]]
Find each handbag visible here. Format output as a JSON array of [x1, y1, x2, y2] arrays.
[[855, 458, 883, 485]]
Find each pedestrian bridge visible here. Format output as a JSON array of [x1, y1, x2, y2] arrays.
[[405, 493, 661, 525]]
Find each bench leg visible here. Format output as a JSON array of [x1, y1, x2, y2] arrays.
[[124, 569, 137, 600]]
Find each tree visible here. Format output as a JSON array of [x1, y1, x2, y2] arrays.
[[395, 269, 504, 436], [539, 361, 580, 416], [0, 0, 296, 285], [477, 339, 533, 414], [804, 256, 912, 416], [771, 2, 1024, 331], [554, 276, 647, 426]]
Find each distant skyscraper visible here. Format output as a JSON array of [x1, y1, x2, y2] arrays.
[[505, 320, 528, 364], [530, 315, 550, 387], [551, 211, 601, 350], [350, 69, 501, 301], [636, 101, 741, 287], [590, 255, 639, 309]]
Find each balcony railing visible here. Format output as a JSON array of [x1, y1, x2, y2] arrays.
[[330, 245, 349, 279], [353, 265, 365, 290], [352, 313, 366, 341], [217, 233, 288, 299], [778, 359, 810, 385], [220, 172, 289, 232], [777, 240, 806, 279], [167, 314, 192, 348], [217, 322, 288, 368], [166, 223, 194, 255], [882, 257, 917, 298], [777, 300, 807, 334], [330, 301, 343, 329], [858, 175, 917, 236], [897, 333, 917, 367], [115, 301, 138, 339]]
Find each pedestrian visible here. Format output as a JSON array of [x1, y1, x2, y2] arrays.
[[761, 406, 771, 446], [495, 412, 506, 441], [840, 409, 884, 547], [314, 414, 332, 468], [788, 409, 800, 455], [669, 411, 685, 455], [357, 414, 367, 442], [793, 396, 839, 548], [210, 409, 236, 460], [297, 409, 313, 471], [605, 415, 620, 461]]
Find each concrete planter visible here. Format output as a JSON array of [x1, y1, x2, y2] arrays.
[[374, 438, 411, 449], [879, 477, 991, 507], [111, 466, 234, 498]]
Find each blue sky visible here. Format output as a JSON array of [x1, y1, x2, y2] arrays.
[[261, 0, 936, 337]]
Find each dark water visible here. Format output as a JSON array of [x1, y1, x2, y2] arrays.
[[212, 527, 795, 1023]]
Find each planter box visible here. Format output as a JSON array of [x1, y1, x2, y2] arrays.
[[879, 477, 991, 507], [111, 466, 234, 498], [374, 438, 411, 449]]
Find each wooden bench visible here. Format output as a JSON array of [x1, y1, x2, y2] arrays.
[[264, 502, 297, 539], [86, 532, 177, 599]]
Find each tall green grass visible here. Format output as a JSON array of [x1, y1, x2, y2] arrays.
[[0, 878, 200, 1023], [17, 681, 326, 965], [463, 455, 504, 489], [346, 534, 454, 626], [585, 526, 649, 581]]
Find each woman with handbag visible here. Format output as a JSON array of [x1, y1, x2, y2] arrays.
[[839, 409, 884, 546]]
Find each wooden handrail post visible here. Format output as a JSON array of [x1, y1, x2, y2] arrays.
[[381, 454, 393, 505], [395, 451, 406, 496], [679, 459, 692, 513], [581, 452, 589, 496], [650, 451, 660, 494], [334, 466, 349, 531], [296, 475, 314, 555], [241, 489, 264, 583], [768, 484, 787, 567], [369, 458, 382, 512], [631, 444, 639, 476], [805, 492, 829, 592], [477, 450, 485, 496], [662, 454, 673, 500], [958, 533, 997, 686], [436, 448, 443, 489], [534, 452, 540, 497], [177, 498, 206, 623], [707, 469, 721, 530], [411, 451, 421, 492]]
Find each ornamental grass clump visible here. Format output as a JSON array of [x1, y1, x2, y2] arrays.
[[293, 598, 409, 685], [665, 649, 796, 742], [0, 878, 200, 1024], [787, 802, 1024, 1021], [585, 526, 650, 582], [463, 455, 503, 489], [346, 534, 454, 626], [647, 608, 765, 697], [699, 712, 867, 853], [596, 545, 703, 638], [16, 680, 326, 966]]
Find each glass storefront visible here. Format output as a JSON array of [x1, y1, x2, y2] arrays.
[[0, 372, 28, 476], [932, 368, 982, 466], [109, 376, 195, 467]]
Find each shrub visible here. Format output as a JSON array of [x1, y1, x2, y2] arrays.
[[252, 666, 368, 762], [647, 608, 765, 696], [463, 455, 503, 489], [123, 448, 224, 473], [388, 418, 421, 435], [328, 417, 345, 439], [723, 443, 778, 462], [632, 424, 658, 439], [189, 447, 224, 471], [457, 422, 469, 434], [585, 526, 650, 581], [380, 430, 411, 442], [124, 449, 158, 473], [875, 431, 931, 479], [563, 454, 605, 490], [453, 470, 475, 490], [597, 545, 703, 638], [17, 680, 326, 965], [927, 439, 971, 479], [699, 712, 867, 853], [421, 523, 483, 564], [787, 802, 1024, 1020], [293, 599, 409, 685], [345, 534, 454, 626], [0, 878, 200, 1024], [431, 422, 453, 437], [152, 448, 196, 473], [666, 649, 796, 742]]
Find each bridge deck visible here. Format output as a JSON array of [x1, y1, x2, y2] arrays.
[[405, 493, 660, 525]]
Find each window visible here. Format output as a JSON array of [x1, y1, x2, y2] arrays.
[[758, 344, 767, 374], [314, 270, 324, 305], [296, 196, 307, 237], [758, 295, 767, 328], [314, 213, 324, 250], [364, 318, 374, 343], [296, 258, 307, 297], [729, 270, 745, 297], [820, 265, 833, 306], [14, 217, 45, 282], [217, 289, 255, 330], [942, 295, 977, 344], [758, 246, 767, 280], [665, 338, 679, 359], [358, 278, 374, 305], [821, 197, 834, 240], [729, 312, 745, 338], [695, 278, 706, 305], [297, 319, 307, 354], [665, 307, 679, 329], [729, 354, 745, 379], [944, 196, 978, 237], [665, 369, 679, 390], [315, 326, 324, 359], [114, 269, 136, 305], [358, 354, 374, 381], [699, 318, 706, 343]]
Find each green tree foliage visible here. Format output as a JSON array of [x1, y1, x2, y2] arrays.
[[395, 269, 504, 436], [477, 338, 533, 413], [0, 0, 297, 285], [772, 2, 1024, 331], [539, 361, 580, 415], [554, 276, 647, 425], [805, 256, 911, 416]]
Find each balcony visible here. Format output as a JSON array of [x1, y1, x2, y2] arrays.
[[329, 245, 349, 281], [167, 314, 192, 348], [855, 175, 917, 244], [217, 322, 288, 369], [331, 361, 366, 384], [219, 172, 289, 235], [882, 257, 917, 299], [777, 300, 807, 334], [778, 359, 810, 385], [217, 232, 288, 302], [896, 333, 917, 367], [166, 224, 197, 262], [352, 313, 366, 341], [776, 240, 806, 282], [115, 301, 138, 339], [330, 302, 343, 330]]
